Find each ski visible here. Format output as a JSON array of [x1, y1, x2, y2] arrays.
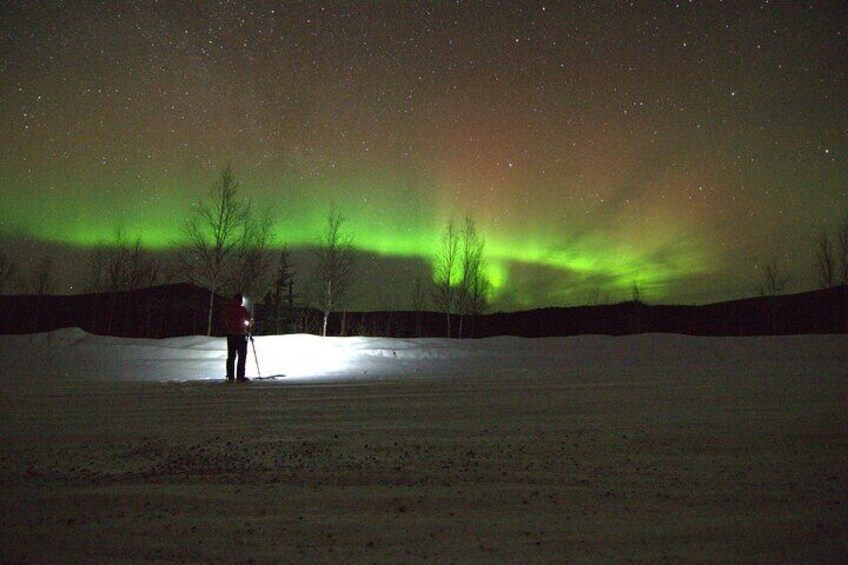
[[252, 374, 286, 381], [222, 374, 285, 383]]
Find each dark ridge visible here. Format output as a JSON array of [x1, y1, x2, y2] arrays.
[[1, 284, 846, 338]]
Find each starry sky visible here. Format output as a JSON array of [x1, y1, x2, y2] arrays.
[[1, 1, 846, 310]]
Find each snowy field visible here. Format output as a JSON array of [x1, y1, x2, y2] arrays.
[[1, 328, 846, 563]]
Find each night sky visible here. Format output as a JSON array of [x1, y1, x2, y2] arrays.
[[2, 2, 846, 310]]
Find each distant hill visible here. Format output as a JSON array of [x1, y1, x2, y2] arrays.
[[1, 284, 845, 338], [474, 286, 848, 337], [324, 286, 848, 338], [0, 283, 217, 338]]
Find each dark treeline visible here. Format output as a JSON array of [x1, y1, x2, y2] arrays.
[[1, 283, 845, 338], [1, 284, 214, 338]]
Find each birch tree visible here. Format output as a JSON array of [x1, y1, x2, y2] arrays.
[[180, 165, 251, 336], [228, 207, 275, 300], [431, 217, 460, 337], [314, 209, 354, 337], [432, 214, 490, 338], [456, 214, 490, 337], [815, 230, 836, 289]]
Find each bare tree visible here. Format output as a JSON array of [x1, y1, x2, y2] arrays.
[[88, 243, 108, 293], [314, 209, 355, 337], [0, 253, 17, 292], [431, 217, 460, 337], [630, 279, 643, 303], [432, 214, 491, 338], [89, 226, 162, 293], [228, 207, 275, 300], [758, 259, 788, 297], [627, 279, 645, 334], [32, 257, 54, 295], [266, 246, 297, 335], [88, 226, 163, 335], [757, 259, 788, 335], [180, 165, 252, 336], [456, 214, 490, 337], [815, 230, 836, 289]]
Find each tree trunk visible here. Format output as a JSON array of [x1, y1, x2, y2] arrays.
[[322, 280, 332, 337], [207, 281, 216, 336]]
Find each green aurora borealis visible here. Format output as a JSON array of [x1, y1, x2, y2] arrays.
[[0, 162, 713, 307], [2, 2, 845, 310]]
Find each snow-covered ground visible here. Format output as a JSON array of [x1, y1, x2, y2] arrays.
[[2, 328, 846, 562]]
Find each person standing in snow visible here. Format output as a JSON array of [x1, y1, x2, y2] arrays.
[[223, 293, 251, 382]]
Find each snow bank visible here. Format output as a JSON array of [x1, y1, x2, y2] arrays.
[[3, 328, 846, 384]]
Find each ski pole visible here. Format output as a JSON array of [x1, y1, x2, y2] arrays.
[[249, 333, 261, 378]]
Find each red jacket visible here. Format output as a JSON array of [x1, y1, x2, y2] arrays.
[[223, 298, 250, 335]]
